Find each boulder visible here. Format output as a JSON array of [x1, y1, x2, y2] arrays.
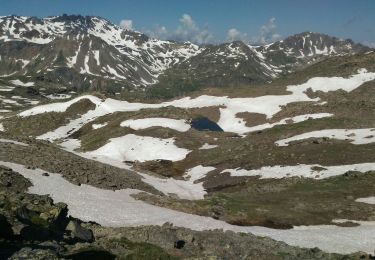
[[66, 220, 94, 242], [16, 205, 38, 224]]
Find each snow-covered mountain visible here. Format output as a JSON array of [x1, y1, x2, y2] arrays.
[[255, 32, 369, 72], [0, 15, 200, 89], [152, 33, 370, 97], [0, 15, 370, 92]]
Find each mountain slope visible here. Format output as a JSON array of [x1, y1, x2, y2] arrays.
[[148, 32, 370, 99], [256, 31, 370, 72], [0, 15, 371, 97], [0, 15, 201, 89]]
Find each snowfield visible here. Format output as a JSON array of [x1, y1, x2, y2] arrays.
[[19, 69, 375, 137], [0, 138, 29, 146], [230, 113, 333, 136], [276, 128, 375, 146], [222, 163, 375, 179], [120, 118, 190, 132], [2, 161, 375, 254], [355, 197, 375, 205], [19, 95, 103, 116], [59, 138, 208, 200], [85, 134, 191, 162], [183, 165, 216, 182]]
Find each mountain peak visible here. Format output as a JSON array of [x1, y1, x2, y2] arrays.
[[0, 14, 370, 91]]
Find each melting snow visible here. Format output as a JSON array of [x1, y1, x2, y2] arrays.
[[199, 143, 218, 150], [222, 163, 375, 179], [10, 79, 35, 87], [1, 161, 375, 254], [93, 50, 100, 66], [85, 134, 191, 163], [19, 69, 375, 136], [0, 86, 15, 92], [0, 138, 28, 146], [92, 123, 108, 129], [183, 165, 216, 182], [356, 197, 375, 205], [276, 128, 375, 146], [120, 118, 190, 132]]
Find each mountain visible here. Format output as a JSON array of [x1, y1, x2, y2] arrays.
[[1, 50, 375, 256], [151, 32, 370, 98], [0, 15, 371, 96], [1, 13, 375, 259], [0, 15, 200, 91], [256, 32, 370, 72]]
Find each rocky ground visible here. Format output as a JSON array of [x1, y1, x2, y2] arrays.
[[1, 52, 375, 258], [1, 166, 371, 260], [0, 137, 159, 194]]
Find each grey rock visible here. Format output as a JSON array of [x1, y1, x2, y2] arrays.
[[66, 220, 94, 242]]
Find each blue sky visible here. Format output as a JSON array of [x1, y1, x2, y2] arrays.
[[1, 0, 374, 46]]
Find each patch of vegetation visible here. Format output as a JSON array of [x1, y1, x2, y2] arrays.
[[201, 171, 375, 227], [30, 216, 50, 228], [146, 78, 200, 100], [137, 172, 375, 228], [111, 238, 177, 260], [3, 98, 96, 137]]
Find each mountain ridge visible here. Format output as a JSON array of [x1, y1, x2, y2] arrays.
[[0, 14, 371, 94]]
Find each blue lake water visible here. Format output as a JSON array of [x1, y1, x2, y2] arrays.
[[190, 117, 223, 132]]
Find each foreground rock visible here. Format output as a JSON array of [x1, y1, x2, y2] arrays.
[[0, 165, 372, 259]]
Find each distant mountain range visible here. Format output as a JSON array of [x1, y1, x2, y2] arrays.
[[0, 14, 371, 94]]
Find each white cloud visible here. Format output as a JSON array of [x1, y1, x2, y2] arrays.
[[119, 19, 133, 31], [180, 14, 194, 28], [148, 14, 214, 45], [251, 17, 282, 45], [226, 28, 247, 42], [134, 15, 283, 46]]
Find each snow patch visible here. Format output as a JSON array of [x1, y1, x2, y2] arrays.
[[276, 128, 375, 146], [0, 138, 28, 146], [19, 69, 375, 137], [85, 134, 190, 163], [222, 163, 375, 179], [184, 165, 216, 182], [92, 123, 108, 129], [10, 79, 34, 87], [120, 118, 190, 132], [2, 161, 375, 254], [355, 197, 375, 205], [199, 143, 218, 150]]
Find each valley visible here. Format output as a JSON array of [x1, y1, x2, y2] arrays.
[[0, 13, 375, 259]]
